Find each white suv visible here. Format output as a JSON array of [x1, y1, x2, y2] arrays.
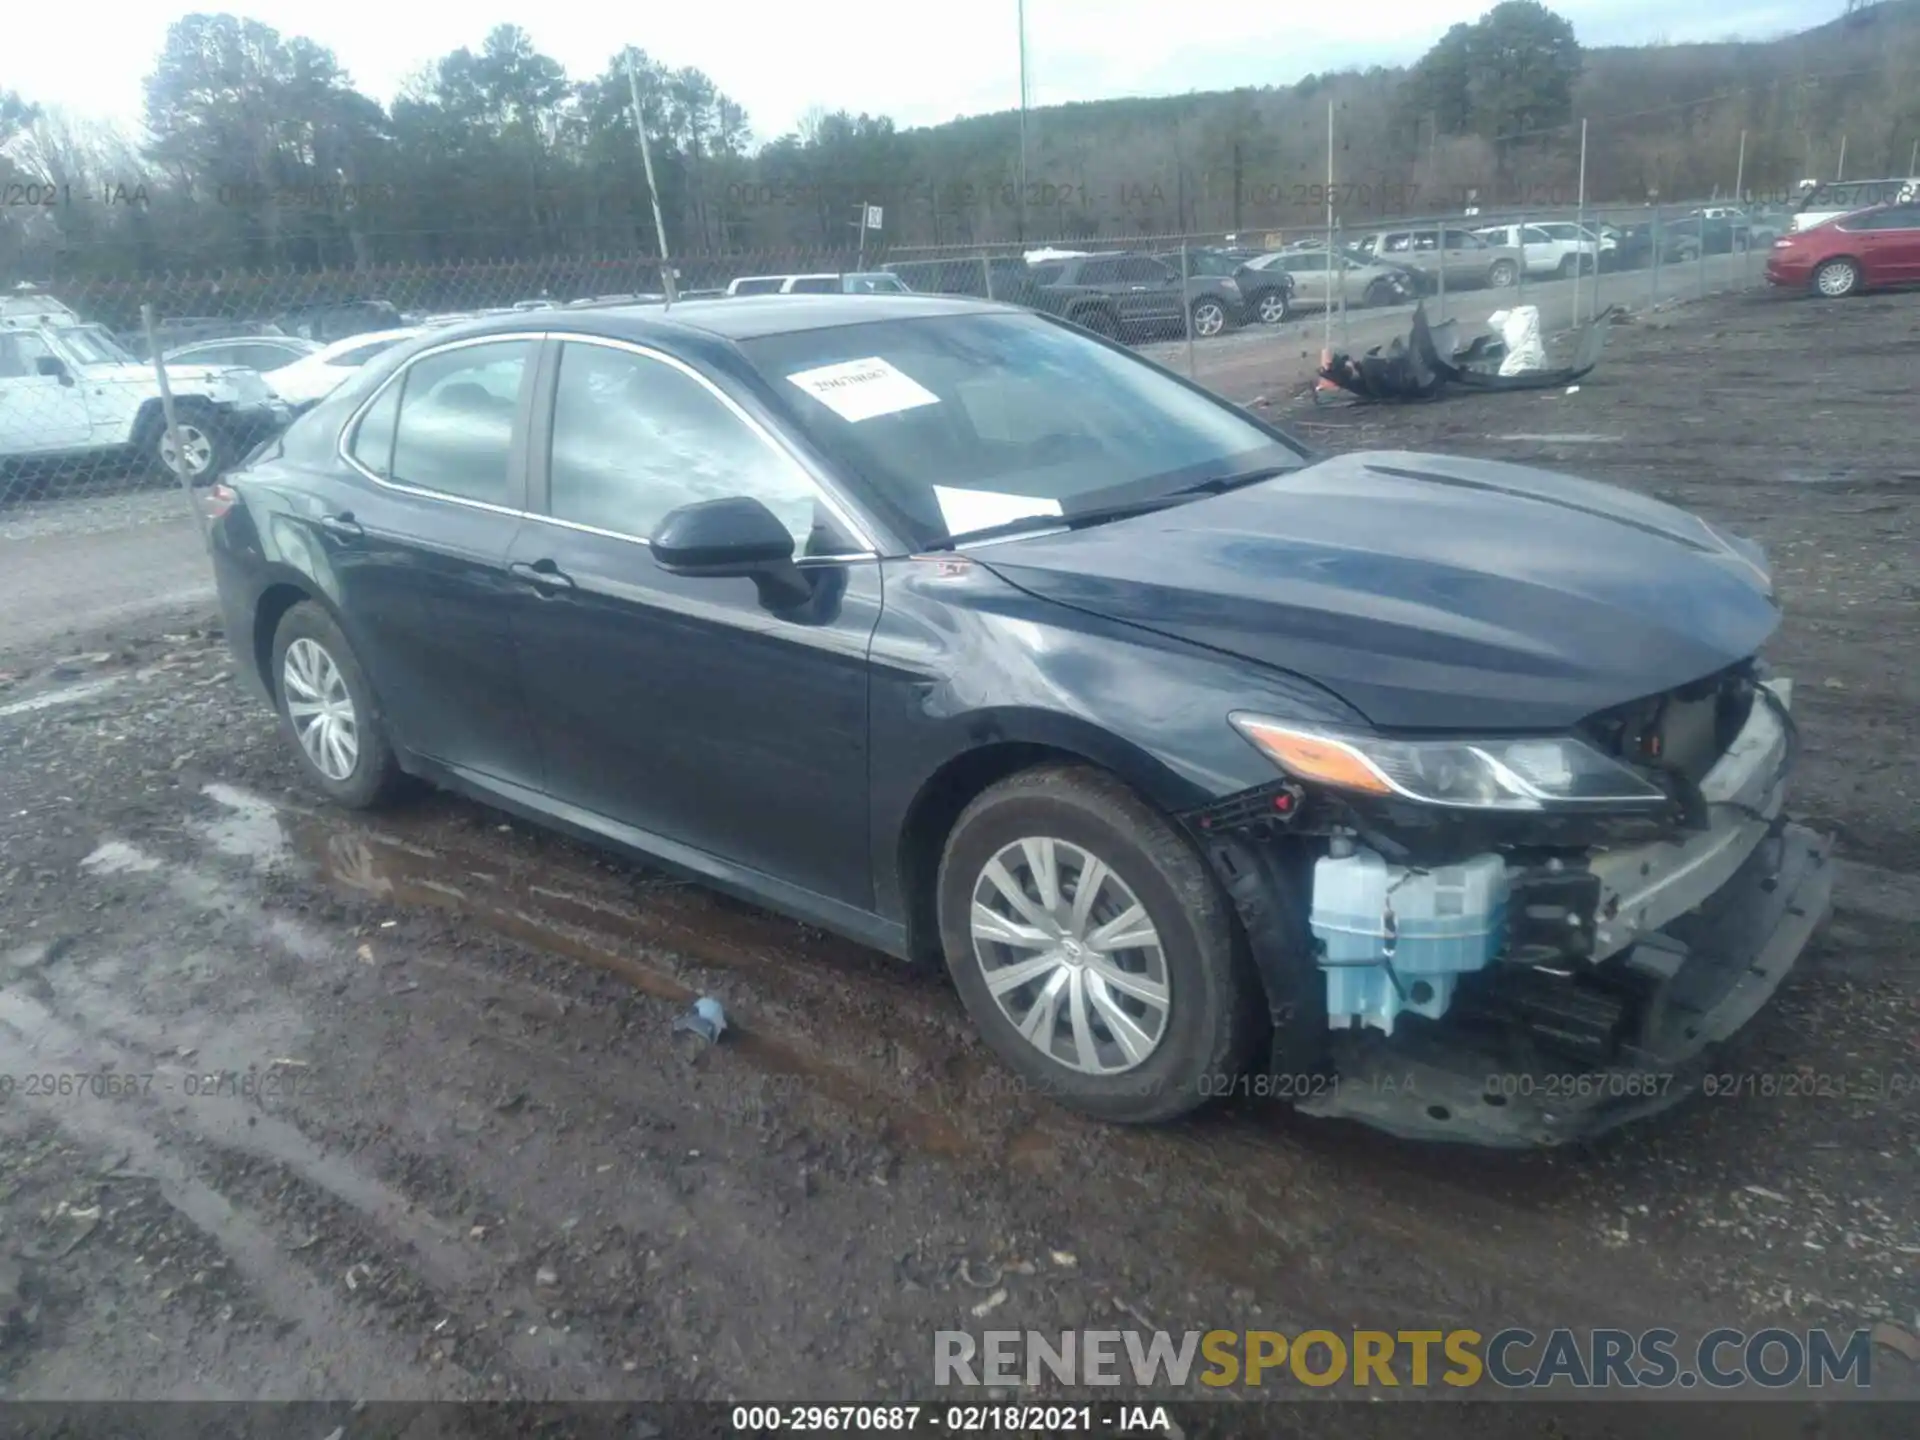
[[1473, 222, 1601, 278], [724, 272, 912, 296], [0, 319, 291, 482]]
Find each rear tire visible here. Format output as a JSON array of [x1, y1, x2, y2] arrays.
[[1254, 289, 1290, 325], [1812, 258, 1861, 298], [269, 601, 405, 810], [936, 765, 1260, 1124], [1488, 259, 1519, 288]]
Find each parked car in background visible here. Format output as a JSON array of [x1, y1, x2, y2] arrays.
[[205, 295, 1826, 1142], [0, 317, 288, 481], [165, 335, 322, 372], [725, 273, 913, 297], [1249, 249, 1416, 311], [1474, 221, 1601, 278], [881, 258, 1043, 307], [260, 328, 422, 410], [1351, 226, 1522, 289], [271, 301, 407, 344], [125, 317, 293, 361], [1767, 201, 1920, 297], [1029, 252, 1245, 339], [0, 291, 79, 325], [1791, 177, 1918, 232]]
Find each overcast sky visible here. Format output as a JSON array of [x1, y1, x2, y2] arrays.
[[14, 0, 1829, 146]]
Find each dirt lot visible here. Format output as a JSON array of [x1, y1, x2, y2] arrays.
[[1, 288, 1917, 1428]]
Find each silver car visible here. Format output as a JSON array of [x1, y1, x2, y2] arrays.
[[1352, 226, 1523, 289], [1245, 249, 1416, 309]]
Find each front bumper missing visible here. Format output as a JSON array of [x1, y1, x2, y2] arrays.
[[1586, 678, 1793, 962], [1295, 820, 1833, 1146]]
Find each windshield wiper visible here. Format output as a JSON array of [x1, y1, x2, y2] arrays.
[[922, 466, 1297, 552], [1168, 464, 1297, 497], [922, 493, 1194, 551]]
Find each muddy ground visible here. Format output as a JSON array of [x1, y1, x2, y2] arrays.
[[0, 289, 1917, 1431]]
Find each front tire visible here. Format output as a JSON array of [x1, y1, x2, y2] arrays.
[[1488, 259, 1519, 288], [936, 765, 1259, 1124], [1812, 258, 1861, 298], [1072, 306, 1120, 340], [1189, 298, 1228, 338], [269, 601, 404, 809]]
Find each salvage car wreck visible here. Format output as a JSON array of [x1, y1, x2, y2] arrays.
[[206, 295, 1830, 1149], [1316, 301, 1616, 402]]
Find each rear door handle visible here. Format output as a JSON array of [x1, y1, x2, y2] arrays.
[[509, 559, 576, 594], [316, 513, 363, 541]]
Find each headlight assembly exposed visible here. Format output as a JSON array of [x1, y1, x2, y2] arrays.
[[1229, 714, 1668, 811]]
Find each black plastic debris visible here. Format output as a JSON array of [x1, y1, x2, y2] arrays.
[[1316, 301, 1618, 403]]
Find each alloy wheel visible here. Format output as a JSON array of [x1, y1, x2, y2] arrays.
[[969, 836, 1170, 1075], [1191, 301, 1226, 338], [282, 637, 360, 781], [1256, 292, 1288, 324], [1815, 261, 1858, 297], [159, 424, 214, 479]]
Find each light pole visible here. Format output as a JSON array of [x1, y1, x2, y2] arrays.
[[1017, 0, 1030, 244]]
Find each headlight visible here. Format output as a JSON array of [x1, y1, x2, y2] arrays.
[[1229, 716, 1668, 811]]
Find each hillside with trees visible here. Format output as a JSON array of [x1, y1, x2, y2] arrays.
[[2, 0, 1918, 279]]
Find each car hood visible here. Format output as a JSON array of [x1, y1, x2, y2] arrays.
[[86, 361, 235, 388], [976, 450, 1780, 731]]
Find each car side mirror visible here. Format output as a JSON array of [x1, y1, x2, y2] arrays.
[[35, 355, 72, 385], [650, 495, 811, 608]]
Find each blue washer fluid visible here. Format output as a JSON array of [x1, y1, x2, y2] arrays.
[[1308, 846, 1510, 1036]]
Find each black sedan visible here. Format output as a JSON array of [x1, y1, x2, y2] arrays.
[[206, 296, 1830, 1143]]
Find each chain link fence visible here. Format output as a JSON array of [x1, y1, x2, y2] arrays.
[[2, 204, 1785, 508]]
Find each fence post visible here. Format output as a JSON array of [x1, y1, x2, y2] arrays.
[[1181, 241, 1196, 379], [1435, 218, 1447, 322], [1697, 211, 1707, 299], [1516, 212, 1528, 304], [981, 252, 995, 301], [142, 303, 210, 550], [1649, 210, 1662, 309]]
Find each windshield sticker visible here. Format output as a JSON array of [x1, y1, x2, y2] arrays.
[[933, 486, 1062, 536], [786, 357, 939, 423]]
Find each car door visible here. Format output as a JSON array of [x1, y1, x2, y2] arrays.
[[1854, 204, 1920, 282], [1114, 255, 1184, 327], [326, 335, 545, 788], [1284, 252, 1332, 306], [505, 335, 882, 908], [0, 330, 92, 453]]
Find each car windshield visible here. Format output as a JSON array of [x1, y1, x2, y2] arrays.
[[56, 325, 138, 365], [739, 311, 1306, 547]]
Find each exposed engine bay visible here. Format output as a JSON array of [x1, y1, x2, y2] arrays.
[[1189, 665, 1834, 1145]]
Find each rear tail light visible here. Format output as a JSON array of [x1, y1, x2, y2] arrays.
[[201, 482, 239, 520]]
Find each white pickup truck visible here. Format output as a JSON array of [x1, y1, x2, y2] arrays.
[[0, 318, 292, 482]]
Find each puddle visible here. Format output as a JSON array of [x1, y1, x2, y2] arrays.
[[295, 819, 974, 1157], [81, 840, 163, 874], [199, 783, 291, 869], [0, 676, 123, 719]]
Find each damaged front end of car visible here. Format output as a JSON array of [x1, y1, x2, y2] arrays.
[[1187, 661, 1834, 1146]]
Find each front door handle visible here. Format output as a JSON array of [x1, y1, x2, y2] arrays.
[[316, 512, 363, 541], [509, 559, 576, 595]]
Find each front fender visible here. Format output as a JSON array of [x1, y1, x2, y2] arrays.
[[866, 554, 1365, 927]]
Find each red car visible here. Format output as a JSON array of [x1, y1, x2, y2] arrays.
[[1766, 201, 1920, 297]]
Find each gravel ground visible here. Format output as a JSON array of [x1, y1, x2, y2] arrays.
[[0, 287, 1916, 1428]]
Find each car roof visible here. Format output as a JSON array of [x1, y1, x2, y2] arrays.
[[312, 327, 422, 357], [414, 294, 1008, 345]]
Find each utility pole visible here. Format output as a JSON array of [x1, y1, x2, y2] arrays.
[[1017, 0, 1030, 244], [624, 50, 676, 306]]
